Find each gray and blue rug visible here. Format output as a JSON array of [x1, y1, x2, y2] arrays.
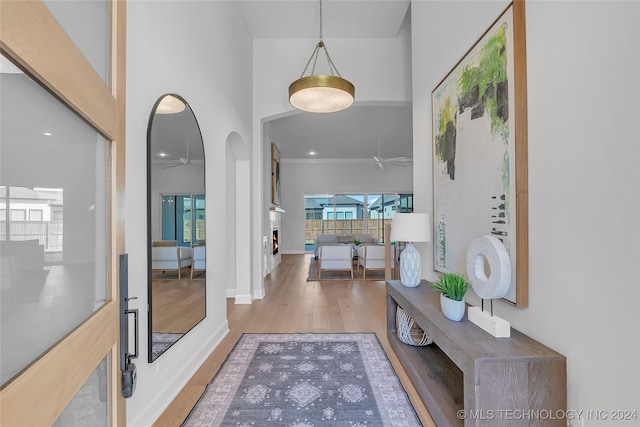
[[183, 333, 420, 426]]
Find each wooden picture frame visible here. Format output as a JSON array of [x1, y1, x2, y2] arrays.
[[431, 1, 528, 306], [271, 143, 281, 206]]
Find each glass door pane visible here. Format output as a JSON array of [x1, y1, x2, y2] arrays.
[[398, 194, 414, 213], [194, 194, 205, 245], [161, 194, 205, 247], [53, 356, 109, 427], [178, 195, 192, 247], [0, 58, 108, 386], [335, 194, 365, 235], [367, 194, 397, 243], [304, 194, 335, 253]]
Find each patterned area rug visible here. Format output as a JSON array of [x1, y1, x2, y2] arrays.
[[307, 258, 386, 281], [152, 332, 184, 360], [183, 333, 420, 426]]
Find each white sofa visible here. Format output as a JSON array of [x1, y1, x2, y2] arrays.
[[151, 245, 192, 279], [314, 233, 377, 259]]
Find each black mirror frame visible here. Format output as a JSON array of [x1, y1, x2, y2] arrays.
[[146, 93, 206, 362]]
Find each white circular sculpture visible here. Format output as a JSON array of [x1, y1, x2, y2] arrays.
[[466, 235, 511, 299]]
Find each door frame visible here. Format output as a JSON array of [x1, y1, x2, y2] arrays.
[[0, 1, 126, 425]]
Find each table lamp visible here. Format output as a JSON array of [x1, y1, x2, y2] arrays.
[[390, 213, 431, 287]]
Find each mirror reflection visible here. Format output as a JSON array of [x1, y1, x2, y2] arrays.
[[147, 94, 206, 362]]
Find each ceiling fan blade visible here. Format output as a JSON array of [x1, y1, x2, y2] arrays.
[[372, 155, 381, 163], [162, 163, 185, 169], [377, 162, 384, 170], [383, 156, 411, 162]]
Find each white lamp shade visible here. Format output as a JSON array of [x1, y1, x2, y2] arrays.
[[390, 213, 431, 243]]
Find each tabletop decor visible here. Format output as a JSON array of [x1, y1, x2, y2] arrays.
[[390, 213, 431, 287], [466, 235, 512, 336], [430, 272, 469, 321]]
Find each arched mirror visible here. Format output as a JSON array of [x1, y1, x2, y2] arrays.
[[147, 94, 206, 362]]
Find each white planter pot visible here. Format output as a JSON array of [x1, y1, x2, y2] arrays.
[[440, 294, 465, 321]]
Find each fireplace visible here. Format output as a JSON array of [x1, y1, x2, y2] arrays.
[[272, 230, 279, 255]]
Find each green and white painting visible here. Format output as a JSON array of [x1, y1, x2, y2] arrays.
[[432, 3, 526, 304]]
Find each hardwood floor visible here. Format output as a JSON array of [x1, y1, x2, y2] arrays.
[[152, 278, 206, 333], [152, 253, 435, 426]]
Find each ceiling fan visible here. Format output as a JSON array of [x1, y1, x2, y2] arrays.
[[162, 135, 193, 169], [366, 134, 412, 170]]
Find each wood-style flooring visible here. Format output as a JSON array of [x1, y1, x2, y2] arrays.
[[152, 253, 435, 426]]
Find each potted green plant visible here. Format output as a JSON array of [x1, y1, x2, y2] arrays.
[[352, 238, 362, 247], [431, 272, 469, 321]]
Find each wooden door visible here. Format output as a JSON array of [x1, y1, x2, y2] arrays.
[[0, 1, 126, 425]]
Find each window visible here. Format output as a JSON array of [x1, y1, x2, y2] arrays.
[[10, 209, 26, 221], [304, 192, 412, 252], [29, 210, 43, 221], [161, 194, 205, 246]]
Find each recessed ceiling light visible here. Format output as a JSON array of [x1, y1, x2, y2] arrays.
[[43, 132, 52, 136], [158, 152, 169, 157], [308, 151, 317, 156]]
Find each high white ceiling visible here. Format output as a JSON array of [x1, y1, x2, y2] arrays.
[[242, 0, 413, 162], [239, 0, 410, 39]]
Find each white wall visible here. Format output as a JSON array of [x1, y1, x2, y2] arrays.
[[412, 1, 640, 423], [279, 159, 413, 253], [125, 2, 252, 424]]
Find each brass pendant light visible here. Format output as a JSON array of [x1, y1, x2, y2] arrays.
[[288, 0, 355, 113]]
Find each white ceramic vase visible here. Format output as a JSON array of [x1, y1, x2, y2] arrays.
[[440, 294, 465, 321]]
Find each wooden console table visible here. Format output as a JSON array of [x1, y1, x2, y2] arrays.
[[386, 280, 566, 426]]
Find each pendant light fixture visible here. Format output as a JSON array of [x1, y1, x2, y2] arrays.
[[288, 0, 355, 113]]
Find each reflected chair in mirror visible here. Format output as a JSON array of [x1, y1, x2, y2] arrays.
[[318, 245, 353, 279], [151, 244, 192, 280], [191, 245, 205, 279], [357, 245, 386, 279]]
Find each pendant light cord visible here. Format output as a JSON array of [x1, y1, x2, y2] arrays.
[[298, 0, 343, 79]]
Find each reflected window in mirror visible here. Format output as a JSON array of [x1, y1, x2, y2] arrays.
[[147, 94, 206, 362]]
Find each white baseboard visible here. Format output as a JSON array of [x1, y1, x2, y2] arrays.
[[281, 249, 309, 255], [132, 320, 230, 427], [234, 294, 252, 304]]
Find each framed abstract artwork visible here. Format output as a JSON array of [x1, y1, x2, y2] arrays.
[[431, 1, 528, 306], [271, 143, 281, 206]]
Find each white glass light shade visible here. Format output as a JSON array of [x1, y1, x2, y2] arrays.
[[155, 94, 185, 114], [289, 75, 355, 113]]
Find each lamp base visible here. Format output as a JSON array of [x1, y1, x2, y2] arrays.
[[399, 242, 421, 287], [468, 307, 511, 337]]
